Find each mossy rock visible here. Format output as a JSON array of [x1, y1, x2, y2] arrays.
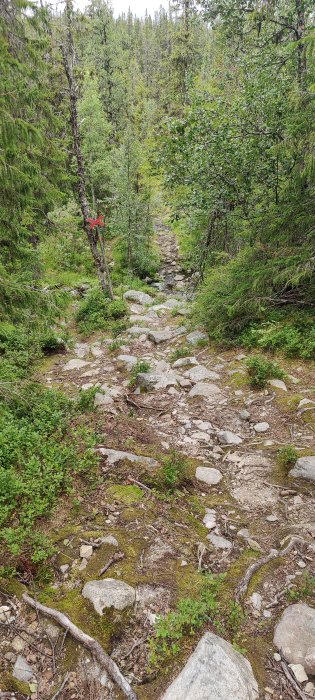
[[0, 673, 30, 695], [106, 484, 144, 505]]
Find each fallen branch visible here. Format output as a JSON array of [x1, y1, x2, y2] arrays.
[[22, 593, 137, 700], [99, 551, 125, 576], [127, 476, 152, 493], [51, 672, 70, 700], [235, 537, 306, 602], [280, 656, 307, 700]]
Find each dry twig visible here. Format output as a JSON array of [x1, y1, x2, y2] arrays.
[[99, 551, 125, 576], [23, 593, 137, 700]]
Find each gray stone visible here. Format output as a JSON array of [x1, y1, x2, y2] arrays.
[[13, 655, 33, 682], [63, 359, 90, 371], [186, 331, 208, 345], [172, 356, 198, 368], [189, 383, 221, 399], [101, 535, 119, 547], [161, 632, 258, 700], [268, 379, 287, 391], [116, 354, 138, 368], [239, 410, 251, 421], [273, 603, 315, 673], [289, 456, 315, 482], [98, 448, 158, 468], [249, 593, 262, 612], [82, 579, 136, 614], [137, 371, 179, 390], [128, 326, 151, 336], [288, 664, 308, 683], [207, 533, 232, 550], [148, 329, 173, 343], [218, 430, 243, 445], [123, 290, 153, 305], [195, 467, 222, 485], [254, 422, 270, 433], [185, 365, 220, 383], [240, 454, 271, 468], [129, 314, 157, 324], [80, 544, 93, 559], [94, 392, 114, 407], [145, 538, 174, 565], [298, 398, 315, 409], [203, 509, 216, 529]]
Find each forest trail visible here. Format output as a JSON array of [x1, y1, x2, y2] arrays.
[[1, 225, 315, 699]]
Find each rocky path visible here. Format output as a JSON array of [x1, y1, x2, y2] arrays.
[[1, 225, 315, 700]]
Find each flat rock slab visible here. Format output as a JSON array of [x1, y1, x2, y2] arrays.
[[82, 579, 136, 614], [186, 331, 208, 345], [189, 383, 221, 399], [207, 533, 232, 550], [273, 603, 315, 673], [98, 448, 158, 468], [254, 422, 270, 433], [161, 632, 258, 700], [196, 466, 222, 485], [128, 326, 151, 336], [268, 379, 287, 391], [13, 655, 33, 682], [148, 326, 186, 344], [218, 430, 243, 445], [94, 392, 114, 407], [116, 354, 138, 368], [63, 359, 90, 371], [172, 356, 198, 368], [289, 456, 315, 482], [124, 290, 153, 305], [137, 371, 179, 389], [185, 365, 220, 383]]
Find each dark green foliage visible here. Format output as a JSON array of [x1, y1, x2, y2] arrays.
[[75, 288, 126, 334], [277, 445, 298, 471], [0, 384, 98, 561], [169, 345, 191, 362], [76, 386, 99, 412], [287, 572, 315, 602], [246, 355, 285, 389], [241, 315, 315, 360], [161, 451, 189, 490]]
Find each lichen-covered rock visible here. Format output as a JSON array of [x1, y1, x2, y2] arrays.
[[185, 365, 220, 383], [161, 632, 259, 699], [82, 579, 136, 614], [195, 466, 222, 485], [189, 382, 221, 399], [98, 447, 158, 468], [186, 331, 208, 345]]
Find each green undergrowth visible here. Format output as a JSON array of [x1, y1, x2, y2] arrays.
[[246, 354, 285, 389], [241, 313, 315, 360], [0, 383, 98, 565], [277, 445, 298, 472], [286, 572, 315, 602], [169, 345, 191, 362], [75, 287, 127, 335], [148, 571, 248, 670]]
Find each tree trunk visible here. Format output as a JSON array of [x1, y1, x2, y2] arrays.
[[61, 0, 113, 298]]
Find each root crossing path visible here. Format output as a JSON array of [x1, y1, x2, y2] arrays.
[[2, 224, 315, 700]]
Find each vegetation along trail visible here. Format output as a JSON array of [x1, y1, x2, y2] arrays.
[[0, 0, 315, 699]]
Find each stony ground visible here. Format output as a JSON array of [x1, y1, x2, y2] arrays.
[[1, 225, 315, 700]]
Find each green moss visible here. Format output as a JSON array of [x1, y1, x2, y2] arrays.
[[106, 484, 144, 505], [0, 673, 30, 694], [0, 578, 25, 599]]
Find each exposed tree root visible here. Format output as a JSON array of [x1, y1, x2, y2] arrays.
[[235, 537, 310, 603], [22, 593, 138, 700]]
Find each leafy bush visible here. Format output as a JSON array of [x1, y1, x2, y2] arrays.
[[246, 355, 285, 389], [161, 451, 189, 490], [76, 386, 99, 412], [129, 359, 151, 387], [148, 574, 223, 668], [75, 288, 126, 334], [277, 445, 298, 471]]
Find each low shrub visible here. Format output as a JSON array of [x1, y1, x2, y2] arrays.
[[277, 445, 298, 471], [160, 450, 189, 490], [246, 355, 285, 389], [75, 288, 126, 334]]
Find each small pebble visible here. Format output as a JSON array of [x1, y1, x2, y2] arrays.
[[297, 560, 306, 569], [273, 653, 281, 662]]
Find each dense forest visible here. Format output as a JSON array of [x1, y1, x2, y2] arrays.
[[0, 0, 315, 698]]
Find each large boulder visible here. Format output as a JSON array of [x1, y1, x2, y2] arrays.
[[82, 579, 136, 614], [124, 290, 153, 305], [161, 632, 259, 700], [289, 456, 315, 482], [273, 603, 315, 673]]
